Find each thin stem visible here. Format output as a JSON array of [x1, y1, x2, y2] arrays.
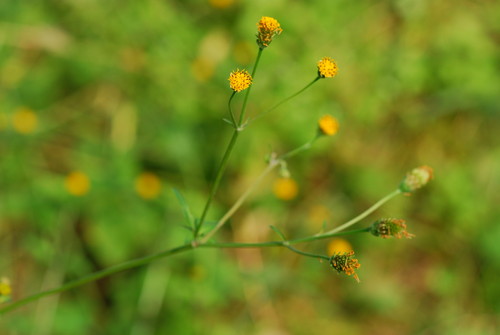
[[194, 130, 239, 238], [321, 189, 402, 236], [249, 76, 320, 123], [238, 48, 263, 126], [1, 226, 370, 314], [200, 159, 279, 243], [279, 134, 320, 161], [227, 92, 237, 127], [194, 49, 264, 238], [0, 243, 193, 315]]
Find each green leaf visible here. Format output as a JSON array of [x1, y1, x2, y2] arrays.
[[269, 225, 287, 241], [172, 188, 195, 230]]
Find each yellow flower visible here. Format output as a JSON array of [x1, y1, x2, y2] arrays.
[[317, 57, 338, 78], [209, 0, 234, 9], [327, 238, 353, 256], [65, 171, 91, 196], [135, 172, 162, 199], [12, 107, 38, 134], [330, 251, 361, 283], [318, 115, 339, 136], [256, 16, 283, 49], [228, 69, 252, 92], [0, 277, 12, 296], [273, 177, 298, 201]]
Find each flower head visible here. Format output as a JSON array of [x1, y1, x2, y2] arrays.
[[12, 107, 38, 134], [135, 172, 162, 200], [0, 278, 11, 296], [317, 57, 338, 78], [65, 171, 91, 196], [256, 16, 282, 49], [228, 69, 252, 92], [318, 115, 339, 136], [370, 218, 415, 239], [330, 251, 361, 282], [399, 165, 433, 194], [273, 177, 298, 201]]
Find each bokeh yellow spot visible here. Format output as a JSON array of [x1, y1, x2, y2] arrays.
[[209, 0, 234, 9], [273, 178, 298, 201], [327, 238, 353, 257], [12, 107, 38, 134], [65, 171, 91, 196], [308, 205, 331, 230], [191, 57, 215, 82], [135, 172, 162, 199], [0, 277, 11, 296]]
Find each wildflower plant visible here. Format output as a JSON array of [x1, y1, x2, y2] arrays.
[[0, 16, 433, 314]]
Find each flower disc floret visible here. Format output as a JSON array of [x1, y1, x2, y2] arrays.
[[317, 57, 338, 78], [228, 69, 252, 92], [256, 16, 282, 48], [318, 115, 339, 136]]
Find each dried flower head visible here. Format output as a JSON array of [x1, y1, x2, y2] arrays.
[[228, 69, 252, 92], [256, 16, 282, 49], [370, 218, 415, 239], [399, 166, 433, 193], [317, 57, 338, 78], [318, 115, 339, 136], [330, 251, 361, 282]]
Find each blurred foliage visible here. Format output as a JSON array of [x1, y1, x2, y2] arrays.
[[1, 0, 500, 334]]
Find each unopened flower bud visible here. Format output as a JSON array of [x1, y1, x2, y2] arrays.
[[370, 218, 415, 239], [399, 166, 433, 193], [329, 251, 360, 282], [318, 115, 339, 136]]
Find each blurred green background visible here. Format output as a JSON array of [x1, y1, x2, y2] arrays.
[[1, 0, 499, 334]]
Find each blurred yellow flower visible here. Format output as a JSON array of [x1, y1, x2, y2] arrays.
[[65, 171, 91, 196], [228, 69, 252, 92], [12, 107, 38, 134], [317, 57, 338, 78], [191, 57, 215, 82], [273, 178, 298, 201], [209, 0, 234, 9], [0, 277, 12, 296], [327, 238, 353, 257], [257, 16, 283, 48], [135, 172, 162, 199], [318, 115, 339, 136]]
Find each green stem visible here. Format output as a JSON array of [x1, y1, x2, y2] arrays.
[[238, 48, 263, 126], [0, 226, 371, 315], [194, 49, 264, 238], [321, 189, 402, 236], [250, 76, 320, 123], [227, 92, 237, 127], [194, 130, 239, 238], [279, 134, 320, 161], [0, 243, 193, 315], [200, 159, 279, 243]]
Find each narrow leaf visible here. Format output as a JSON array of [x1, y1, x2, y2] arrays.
[[269, 225, 287, 241], [172, 188, 195, 229]]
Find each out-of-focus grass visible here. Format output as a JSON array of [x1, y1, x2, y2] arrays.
[[1, 0, 499, 334]]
